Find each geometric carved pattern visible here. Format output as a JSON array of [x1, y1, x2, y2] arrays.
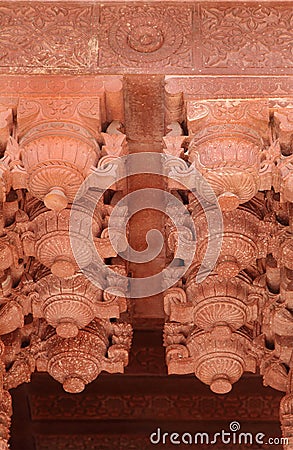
[[0, 3, 97, 72], [99, 5, 193, 69], [30, 391, 281, 421], [34, 434, 268, 450]]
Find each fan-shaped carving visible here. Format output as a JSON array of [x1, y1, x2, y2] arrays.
[[32, 209, 103, 277], [190, 203, 261, 278], [187, 327, 254, 394], [185, 273, 250, 329], [20, 124, 100, 211], [188, 126, 262, 211]]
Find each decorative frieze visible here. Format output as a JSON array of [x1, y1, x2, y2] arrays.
[[0, 3, 291, 75]]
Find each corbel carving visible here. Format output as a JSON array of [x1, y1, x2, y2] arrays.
[[35, 319, 132, 394], [186, 200, 269, 279], [185, 100, 270, 211], [23, 201, 104, 278], [164, 322, 256, 394], [32, 273, 127, 339], [164, 272, 261, 330]]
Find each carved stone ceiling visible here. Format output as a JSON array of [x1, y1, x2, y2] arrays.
[[0, 1, 292, 449]]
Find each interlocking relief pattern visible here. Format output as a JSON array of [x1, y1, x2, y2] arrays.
[[200, 4, 293, 69], [34, 434, 266, 450], [0, 3, 98, 71], [30, 392, 281, 421], [0, 2, 292, 74]]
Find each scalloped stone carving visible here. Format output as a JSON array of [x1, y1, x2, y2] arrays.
[[20, 123, 100, 211], [188, 125, 263, 211], [164, 273, 259, 330], [190, 201, 264, 278], [36, 320, 132, 393], [30, 207, 103, 278], [187, 326, 256, 394], [164, 323, 256, 394], [33, 273, 127, 338]]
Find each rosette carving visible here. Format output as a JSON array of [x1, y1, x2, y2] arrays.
[[33, 273, 127, 338], [36, 319, 132, 393]]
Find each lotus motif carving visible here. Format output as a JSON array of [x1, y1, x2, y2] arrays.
[[188, 125, 263, 211], [20, 123, 100, 211], [33, 273, 127, 338], [36, 319, 132, 393]]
